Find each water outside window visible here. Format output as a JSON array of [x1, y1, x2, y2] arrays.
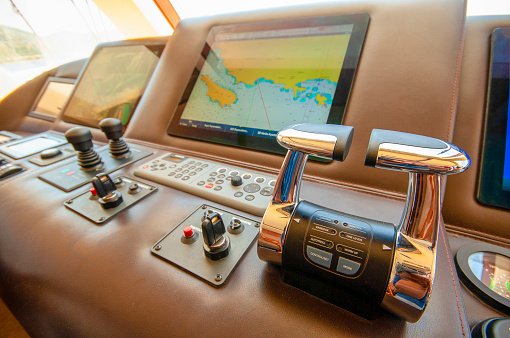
[[0, 0, 171, 100]]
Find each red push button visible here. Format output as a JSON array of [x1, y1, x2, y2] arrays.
[[89, 187, 97, 196], [143, 165, 148, 169], [183, 226, 194, 238], [205, 183, 214, 189]]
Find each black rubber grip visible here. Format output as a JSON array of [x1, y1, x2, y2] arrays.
[[365, 129, 448, 167], [292, 124, 354, 161]]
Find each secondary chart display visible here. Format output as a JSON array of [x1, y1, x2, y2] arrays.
[[168, 14, 369, 154]]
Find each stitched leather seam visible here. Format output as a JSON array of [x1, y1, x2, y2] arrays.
[[447, 0, 467, 141], [441, 228, 467, 337], [445, 223, 510, 245]]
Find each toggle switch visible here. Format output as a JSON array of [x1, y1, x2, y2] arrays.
[[91, 173, 123, 209], [202, 212, 230, 260]]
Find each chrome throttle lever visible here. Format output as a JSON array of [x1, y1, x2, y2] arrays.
[[257, 125, 470, 323], [365, 129, 470, 322], [257, 123, 354, 265]]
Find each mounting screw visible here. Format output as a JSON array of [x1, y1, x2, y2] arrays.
[[334, 220, 339, 224], [99, 217, 106, 222], [66, 200, 73, 204], [254, 223, 260, 228], [343, 222, 348, 227], [215, 274, 222, 282], [154, 245, 162, 251], [150, 187, 155, 191], [202, 205, 207, 209]]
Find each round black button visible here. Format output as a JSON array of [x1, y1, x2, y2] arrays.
[[231, 176, 243, 186], [243, 183, 261, 193], [41, 148, 62, 159]]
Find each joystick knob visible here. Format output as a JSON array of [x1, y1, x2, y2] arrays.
[[99, 118, 130, 158], [202, 212, 230, 260], [65, 127, 103, 170], [231, 175, 242, 187], [91, 173, 123, 209]]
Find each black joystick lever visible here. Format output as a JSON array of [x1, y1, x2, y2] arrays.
[[91, 173, 123, 209], [202, 211, 230, 260], [65, 127, 103, 170], [99, 118, 131, 158]]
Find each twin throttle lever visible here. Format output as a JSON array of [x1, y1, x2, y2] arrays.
[[257, 124, 470, 322]]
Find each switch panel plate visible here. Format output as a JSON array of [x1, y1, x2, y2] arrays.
[[151, 204, 260, 286], [39, 146, 152, 192], [134, 153, 276, 216], [64, 176, 157, 224], [29, 144, 78, 166]]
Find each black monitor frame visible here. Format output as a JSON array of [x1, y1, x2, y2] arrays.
[[28, 77, 75, 121], [477, 27, 510, 210], [61, 37, 167, 130], [167, 13, 369, 155]]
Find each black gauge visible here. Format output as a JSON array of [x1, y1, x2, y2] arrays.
[[455, 243, 510, 315]]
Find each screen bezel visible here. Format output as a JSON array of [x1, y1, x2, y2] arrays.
[[167, 13, 369, 155], [28, 77, 75, 121], [477, 27, 510, 210], [455, 243, 510, 316], [61, 38, 167, 130], [0, 133, 66, 159]]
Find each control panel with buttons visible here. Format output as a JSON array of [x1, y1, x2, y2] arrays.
[[134, 153, 277, 216], [151, 204, 260, 286]]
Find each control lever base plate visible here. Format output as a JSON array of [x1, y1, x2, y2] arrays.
[[64, 176, 157, 224], [151, 204, 259, 286]]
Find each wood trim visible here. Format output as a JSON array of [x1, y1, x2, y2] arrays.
[[153, 0, 181, 29]]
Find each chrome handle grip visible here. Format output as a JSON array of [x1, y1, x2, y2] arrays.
[[365, 129, 470, 174], [365, 129, 471, 323], [277, 124, 354, 161], [258, 124, 354, 265]]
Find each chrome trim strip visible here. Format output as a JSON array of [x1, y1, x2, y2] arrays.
[[257, 150, 308, 265], [277, 129, 337, 160]]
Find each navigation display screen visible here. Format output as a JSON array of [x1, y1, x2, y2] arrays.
[[168, 14, 369, 154], [478, 27, 510, 210], [62, 39, 166, 129], [29, 77, 75, 121]]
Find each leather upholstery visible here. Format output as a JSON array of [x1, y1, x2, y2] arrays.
[[443, 15, 510, 241], [0, 142, 468, 336]]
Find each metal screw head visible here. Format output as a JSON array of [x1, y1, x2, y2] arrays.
[[215, 274, 222, 282], [202, 205, 207, 209], [154, 245, 162, 251], [99, 217, 106, 222], [66, 200, 73, 204]]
